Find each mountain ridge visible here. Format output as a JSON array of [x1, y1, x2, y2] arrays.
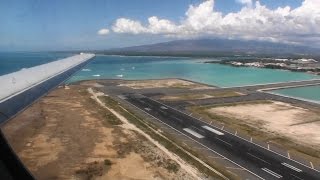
[[99, 39, 320, 57]]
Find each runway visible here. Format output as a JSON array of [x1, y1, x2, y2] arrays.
[[123, 93, 320, 180]]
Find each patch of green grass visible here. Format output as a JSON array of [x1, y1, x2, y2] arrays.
[[165, 159, 180, 173], [103, 111, 122, 125], [104, 159, 112, 166]]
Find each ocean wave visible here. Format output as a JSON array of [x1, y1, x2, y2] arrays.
[[82, 68, 91, 71]]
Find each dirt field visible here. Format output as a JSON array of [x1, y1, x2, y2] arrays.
[[207, 101, 320, 148], [118, 79, 214, 90], [2, 86, 199, 180], [203, 101, 320, 162]]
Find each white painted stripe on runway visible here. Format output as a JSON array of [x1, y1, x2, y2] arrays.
[[282, 162, 302, 172], [160, 106, 168, 109], [124, 100, 265, 179], [247, 153, 271, 165], [261, 168, 282, 178], [183, 128, 204, 139], [139, 95, 320, 173], [290, 173, 304, 180], [117, 95, 127, 99], [215, 137, 232, 146], [202, 125, 224, 135], [172, 116, 183, 123], [144, 107, 151, 111]]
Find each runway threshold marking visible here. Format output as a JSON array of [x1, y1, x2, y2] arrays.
[[202, 125, 224, 135], [281, 162, 302, 172], [183, 128, 205, 139], [261, 168, 282, 179], [140, 95, 320, 173], [125, 97, 266, 179]]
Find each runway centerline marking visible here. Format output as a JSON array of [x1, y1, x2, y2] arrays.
[[247, 153, 271, 165], [183, 128, 205, 139], [139, 95, 320, 173], [215, 137, 232, 147], [261, 168, 282, 178], [290, 173, 304, 180], [124, 96, 270, 179]]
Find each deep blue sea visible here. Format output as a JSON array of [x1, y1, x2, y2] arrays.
[[1, 52, 319, 101], [0, 52, 72, 76]]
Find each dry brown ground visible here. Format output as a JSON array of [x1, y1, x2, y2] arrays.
[[2, 86, 196, 180], [191, 101, 320, 166], [118, 79, 214, 90], [207, 101, 320, 150]]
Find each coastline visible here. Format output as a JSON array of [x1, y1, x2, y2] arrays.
[[204, 60, 320, 76]]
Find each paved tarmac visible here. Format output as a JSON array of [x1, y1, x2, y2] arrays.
[[96, 79, 320, 179], [123, 93, 320, 180]]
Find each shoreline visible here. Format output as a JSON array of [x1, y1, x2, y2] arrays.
[[204, 60, 320, 76], [71, 77, 320, 105]]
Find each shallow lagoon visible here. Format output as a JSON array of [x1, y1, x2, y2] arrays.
[[271, 85, 320, 103], [69, 55, 318, 87]]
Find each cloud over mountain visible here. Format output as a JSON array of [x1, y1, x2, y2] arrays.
[[97, 28, 110, 35], [99, 0, 320, 46]]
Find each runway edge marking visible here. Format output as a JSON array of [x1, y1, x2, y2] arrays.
[[123, 96, 265, 180], [141, 94, 320, 173]]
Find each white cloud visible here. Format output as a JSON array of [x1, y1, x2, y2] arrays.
[[112, 18, 146, 34], [147, 16, 177, 34], [97, 28, 110, 35], [236, 0, 253, 7], [102, 0, 320, 45]]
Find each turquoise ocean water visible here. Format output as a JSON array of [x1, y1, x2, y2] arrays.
[[271, 86, 320, 103], [0, 52, 319, 101], [68, 55, 318, 87]]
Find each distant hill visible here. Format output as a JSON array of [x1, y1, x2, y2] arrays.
[[99, 39, 320, 57]]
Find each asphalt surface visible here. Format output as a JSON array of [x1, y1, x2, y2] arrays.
[[171, 91, 320, 109], [124, 93, 320, 180]]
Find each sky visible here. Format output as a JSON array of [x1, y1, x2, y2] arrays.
[[0, 0, 319, 51]]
